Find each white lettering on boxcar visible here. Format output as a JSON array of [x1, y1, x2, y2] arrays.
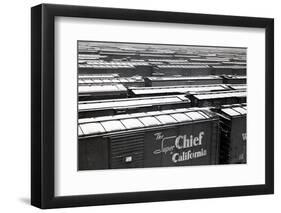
[[153, 131, 207, 162]]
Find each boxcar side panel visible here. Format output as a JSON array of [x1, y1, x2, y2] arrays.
[[230, 116, 247, 163], [78, 137, 109, 170]]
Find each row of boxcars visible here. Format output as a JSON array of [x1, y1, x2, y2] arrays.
[[78, 104, 246, 170], [77, 43, 247, 171], [78, 75, 246, 86], [79, 83, 246, 101], [78, 63, 246, 76], [78, 87, 246, 118], [79, 75, 247, 101]]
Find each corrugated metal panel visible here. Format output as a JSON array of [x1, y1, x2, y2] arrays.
[[110, 134, 145, 169]]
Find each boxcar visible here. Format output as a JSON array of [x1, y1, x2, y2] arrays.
[[213, 104, 247, 164], [78, 108, 220, 170], [222, 61, 247, 66], [99, 51, 138, 60], [78, 61, 153, 77], [167, 62, 223, 66], [78, 73, 119, 79], [227, 84, 247, 91], [78, 84, 128, 101], [78, 95, 191, 118], [78, 77, 145, 87], [222, 75, 247, 84], [189, 90, 247, 107], [231, 57, 246, 62], [153, 65, 212, 76], [129, 84, 230, 97], [211, 65, 246, 75], [78, 64, 137, 76], [173, 54, 201, 59], [144, 76, 224, 87], [189, 58, 230, 63]]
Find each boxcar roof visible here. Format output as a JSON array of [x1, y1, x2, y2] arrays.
[[222, 62, 247, 65], [228, 84, 247, 90], [189, 58, 230, 62], [222, 75, 247, 79], [78, 84, 127, 94], [78, 108, 216, 136], [78, 74, 119, 79], [146, 76, 222, 81], [211, 65, 246, 69], [78, 95, 190, 111], [220, 106, 247, 117], [78, 77, 144, 84], [86, 61, 149, 66], [79, 64, 135, 69], [157, 65, 209, 68], [193, 90, 246, 100], [130, 84, 229, 95]]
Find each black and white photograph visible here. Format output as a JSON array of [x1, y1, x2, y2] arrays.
[[29, 3, 274, 209], [77, 41, 247, 171]]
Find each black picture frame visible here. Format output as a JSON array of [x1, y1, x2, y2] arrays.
[[31, 3, 274, 209]]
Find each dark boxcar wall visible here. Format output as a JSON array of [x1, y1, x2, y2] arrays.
[[211, 67, 246, 75], [145, 78, 224, 87], [78, 98, 191, 118], [222, 77, 247, 84], [78, 66, 153, 77], [152, 66, 213, 76], [190, 96, 246, 107], [78, 136, 109, 170], [218, 114, 246, 164], [229, 116, 247, 163]]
